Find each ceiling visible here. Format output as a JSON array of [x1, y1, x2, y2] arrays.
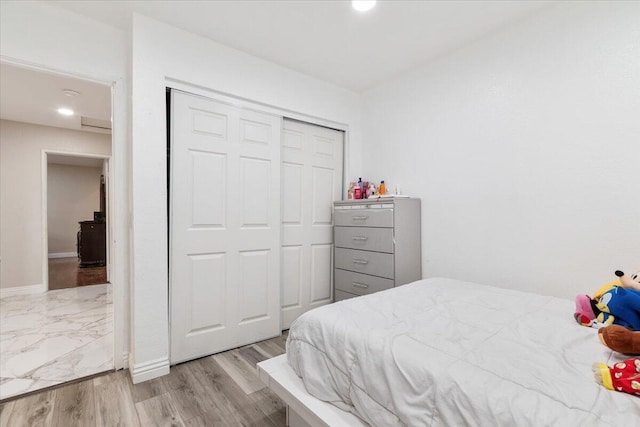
[[45, 0, 552, 92], [0, 63, 111, 133]]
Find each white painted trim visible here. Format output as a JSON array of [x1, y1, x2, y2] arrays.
[[167, 79, 350, 133], [48, 252, 77, 259], [41, 150, 48, 295], [0, 55, 118, 87], [129, 356, 170, 384], [0, 283, 46, 298], [110, 77, 127, 372], [122, 351, 129, 370]]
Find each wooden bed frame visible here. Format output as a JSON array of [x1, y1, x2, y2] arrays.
[[257, 354, 367, 427]]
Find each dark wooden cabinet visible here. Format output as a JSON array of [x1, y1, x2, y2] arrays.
[[78, 221, 106, 267]]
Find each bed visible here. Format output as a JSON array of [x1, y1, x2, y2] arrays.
[[258, 278, 639, 426]]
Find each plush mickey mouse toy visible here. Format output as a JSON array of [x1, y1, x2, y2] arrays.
[[616, 270, 640, 292]]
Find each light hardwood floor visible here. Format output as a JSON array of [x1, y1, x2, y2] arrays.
[[0, 333, 288, 426]]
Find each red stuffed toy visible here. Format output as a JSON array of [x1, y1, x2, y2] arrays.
[[593, 325, 640, 396], [593, 358, 640, 396]]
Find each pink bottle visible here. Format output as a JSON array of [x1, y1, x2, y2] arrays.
[[354, 187, 362, 200]]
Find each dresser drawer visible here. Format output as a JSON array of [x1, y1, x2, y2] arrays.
[[334, 289, 358, 302], [335, 269, 394, 296], [334, 227, 394, 253], [334, 208, 393, 228], [334, 248, 394, 279]]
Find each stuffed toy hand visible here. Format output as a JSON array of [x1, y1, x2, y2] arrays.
[[598, 325, 640, 355], [592, 358, 640, 396]]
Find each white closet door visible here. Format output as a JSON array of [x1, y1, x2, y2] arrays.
[[281, 119, 344, 329], [170, 91, 281, 364]]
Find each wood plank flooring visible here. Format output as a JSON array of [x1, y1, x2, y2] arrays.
[[0, 333, 288, 427], [48, 257, 107, 290]]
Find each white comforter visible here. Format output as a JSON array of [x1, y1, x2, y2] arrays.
[[286, 278, 639, 426]]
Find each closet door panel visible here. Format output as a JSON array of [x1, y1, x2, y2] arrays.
[[281, 245, 303, 310], [239, 157, 272, 228], [281, 119, 344, 328], [189, 151, 226, 227], [171, 91, 281, 364], [188, 253, 227, 332], [310, 244, 332, 305]]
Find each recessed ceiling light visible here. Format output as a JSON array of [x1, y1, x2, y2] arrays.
[[62, 89, 81, 97], [57, 108, 74, 116], [352, 0, 376, 12]]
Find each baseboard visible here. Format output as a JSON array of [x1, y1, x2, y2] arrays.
[[48, 252, 77, 259], [0, 283, 46, 298], [129, 356, 170, 384]]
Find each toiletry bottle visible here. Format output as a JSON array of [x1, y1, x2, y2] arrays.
[[368, 183, 376, 199], [347, 182, 355, 199], [354, 186, 362, 199], [358, 177, 363, 189], [379, 180, 386, 196]]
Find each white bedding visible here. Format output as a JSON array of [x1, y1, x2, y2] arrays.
[[286, 278, 639, 426]]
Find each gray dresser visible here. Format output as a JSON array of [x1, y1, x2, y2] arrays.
[[333, 198, 421, 302]]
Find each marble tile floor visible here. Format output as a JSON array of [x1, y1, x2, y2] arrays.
[[0, 284, 113, 401], [0, 333, 288, 426]]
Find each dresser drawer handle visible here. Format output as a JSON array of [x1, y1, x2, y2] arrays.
[[351, 216, 369, 221], [352, 259, 369, 265], [352, 282, 369, 289], [351, 236, 368, 241]]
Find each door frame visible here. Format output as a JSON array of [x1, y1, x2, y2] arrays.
[[42, 151, 112, 290], [167, 79, 350, 136], [166, 80, 349, 340], [1, 56, 127, 371]]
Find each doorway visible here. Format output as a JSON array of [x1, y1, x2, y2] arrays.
[[46, 154, 110, 290], [0, 63, 115, 401]]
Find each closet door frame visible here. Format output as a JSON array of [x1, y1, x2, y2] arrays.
[[167, 80, 349, 342], [167, 79, 350, 139]]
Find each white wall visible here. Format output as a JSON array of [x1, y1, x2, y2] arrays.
[[0, 1, 125, 82], [361, 1, 640, 299], [0, 0, 130, 369], [129, 14, 362, 382], [0, 120, 111, 288], [48, 164, 102, 254]]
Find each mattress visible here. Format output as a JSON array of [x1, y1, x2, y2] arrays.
[[286, 278, 639, 426]]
